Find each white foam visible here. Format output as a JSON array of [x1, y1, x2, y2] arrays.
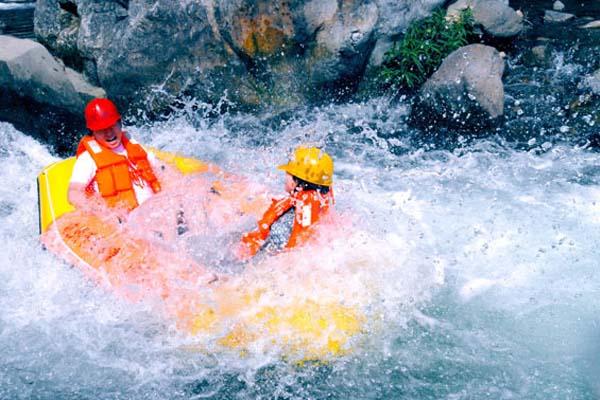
[[0, 96, 598, 397], [0, 2, 35, 10]]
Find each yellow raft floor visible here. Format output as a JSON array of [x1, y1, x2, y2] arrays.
[[38, 150, 367, 361]]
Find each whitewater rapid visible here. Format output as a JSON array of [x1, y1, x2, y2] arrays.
[[0, 96, 598, 398]]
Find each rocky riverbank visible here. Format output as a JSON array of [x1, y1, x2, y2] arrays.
[[501, 0, 600, 148], [32, 0, 445, 114], [0, 0, 599, 154]]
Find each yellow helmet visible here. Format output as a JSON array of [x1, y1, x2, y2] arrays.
[[278, 146, 334, 187]]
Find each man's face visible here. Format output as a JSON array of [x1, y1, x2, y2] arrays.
[[92, 121, 123, 149]]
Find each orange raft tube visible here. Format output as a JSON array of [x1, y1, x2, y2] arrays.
[[37, 150, 366, 360]]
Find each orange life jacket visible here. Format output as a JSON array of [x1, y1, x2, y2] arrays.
[[241, 188, 334, 257], [76, 135, 161, 210]]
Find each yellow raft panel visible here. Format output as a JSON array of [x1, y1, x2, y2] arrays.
[[37, 149, 208, 233], [37, 150, 364, 360]]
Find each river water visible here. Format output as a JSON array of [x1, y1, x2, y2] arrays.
[[1, 53, 599, 399]]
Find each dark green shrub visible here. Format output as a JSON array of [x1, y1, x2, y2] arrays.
[[379, 8, 474, 90]]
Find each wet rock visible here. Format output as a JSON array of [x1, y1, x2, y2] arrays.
[[34, 0, 81, 68], [447, 0, 523, 38], [531, 45, 549, 61], [553, 1, 565, 11], [34, 0, 445, 114], [306, 1, 378, 92], [522, 43, 551, 67], [366, 0, 444, 68], [579, 20, 600, 29], [0, 35, 105, 114], [472, 0, 523, 38], [360, 0, 444, 95], [544, 10, 575, 23], [411, 44, 505, 130], [216, 0, 378, 103]]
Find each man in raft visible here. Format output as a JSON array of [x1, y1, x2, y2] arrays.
[[65, 98, 217, 285], [238, 146, 334, 259], [68, 98, 161, 216]]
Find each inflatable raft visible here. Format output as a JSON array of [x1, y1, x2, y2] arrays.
[[37, 150, 367, 360]]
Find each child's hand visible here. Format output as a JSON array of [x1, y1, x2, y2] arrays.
[[235, 243, 253, 262], [237, 231, 264, 261]]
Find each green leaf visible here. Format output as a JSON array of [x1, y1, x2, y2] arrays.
[[376, 7, 474, 90]]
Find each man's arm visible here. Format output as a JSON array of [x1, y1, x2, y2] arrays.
[[68, 178, 127, 222], [69, 151, 95, 206], [67, 183, 91, 209]]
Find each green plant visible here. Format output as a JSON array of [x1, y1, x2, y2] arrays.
[[379, 8, 474, 90]]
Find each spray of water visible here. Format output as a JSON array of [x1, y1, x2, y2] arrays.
[[1, 80, 599, 399]]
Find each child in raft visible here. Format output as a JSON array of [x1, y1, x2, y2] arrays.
[[238, 146, 334, 259]]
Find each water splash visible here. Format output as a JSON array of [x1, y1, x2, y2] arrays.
[[0, 85, 599, 400]]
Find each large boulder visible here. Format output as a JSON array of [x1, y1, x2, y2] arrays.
[[543, 10, 575, 23], [304, 0, 378, 93], [0, 35, 104, 113], [447, 0, 523, 38], [0, 35, 105, 154], [213, 0, 378, 104], [411, 44, 505, 130], [35, 0, 243, 113], [34, 0, 445, 113]]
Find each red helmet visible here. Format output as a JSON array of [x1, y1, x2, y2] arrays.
[[84, 98, 121, 131]]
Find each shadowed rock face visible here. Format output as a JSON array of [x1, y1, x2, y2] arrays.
[[34, 0, 444, 114], [0, 35, 104, 153], [0, 35, 104, 114]]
